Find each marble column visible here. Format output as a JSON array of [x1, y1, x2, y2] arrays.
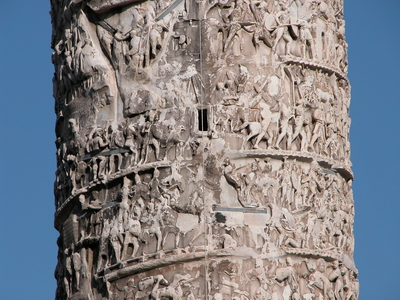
[[51, 0, 358, 299]]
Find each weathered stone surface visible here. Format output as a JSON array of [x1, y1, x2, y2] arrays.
[[51, 0, 357, 299]]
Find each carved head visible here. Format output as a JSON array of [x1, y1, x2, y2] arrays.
[[216, 82, 225, 90], [286, 256, 293, 266], [340, 266, 347, 276], [306, 259, 316, 273], [317, 258, 326, 273], [255, 258, 263, 268], [78, 194, 86, 204], [332, 260, 339, 269], [127, 278, 135, 287], [223, 157, 231, 166], [91, 190, 99, 200], [212, 293, 223, 300], [135, 173, 141, 184]]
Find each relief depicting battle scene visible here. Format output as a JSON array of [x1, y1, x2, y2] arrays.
[[51, 0, 357, 299]]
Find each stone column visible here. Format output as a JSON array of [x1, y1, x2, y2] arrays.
[[51, 0, 358, 299]]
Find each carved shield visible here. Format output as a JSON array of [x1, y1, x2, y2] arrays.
[[289, 17, 299, 39], [263, 14, 276, 32]]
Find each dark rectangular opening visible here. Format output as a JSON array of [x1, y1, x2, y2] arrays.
[[198, 108, 208, 131]]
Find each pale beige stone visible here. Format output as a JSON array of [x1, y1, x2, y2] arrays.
[[51, 0, 357, 299]]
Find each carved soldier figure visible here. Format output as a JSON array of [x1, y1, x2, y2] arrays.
[[149, 168, 165, 207], [275, 257, 299, 300], [87, 128, 109, 180], [275, 99, 293, 149], [132, 173, 150, 208], [272, 2, 294, 55], [125, 123, 143, 165], [109, 122, 125, 173], [72, 251, 82, 291], [309, 104, 325, 152], [249, 0, 276, 49], [142, 112, 162, 163], [309, 258, 334, 299], [280, 158, 292, 207], [109, 218, 123, 264], [121, 278, 136, 300], [289, 98, 307, 149], [299, 20, 314, 59], [224, 0, 247, 52], [122, 216, 142, 259], [88, 191, 103, 236]]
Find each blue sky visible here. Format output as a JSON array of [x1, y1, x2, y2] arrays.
[[0, 1, 399, 299]]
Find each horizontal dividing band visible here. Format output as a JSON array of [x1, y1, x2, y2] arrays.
[[213, 206, 268, 214]]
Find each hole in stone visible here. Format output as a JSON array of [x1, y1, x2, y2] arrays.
[[198, 108, 208, 131], [215, 212, 226, 223]]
